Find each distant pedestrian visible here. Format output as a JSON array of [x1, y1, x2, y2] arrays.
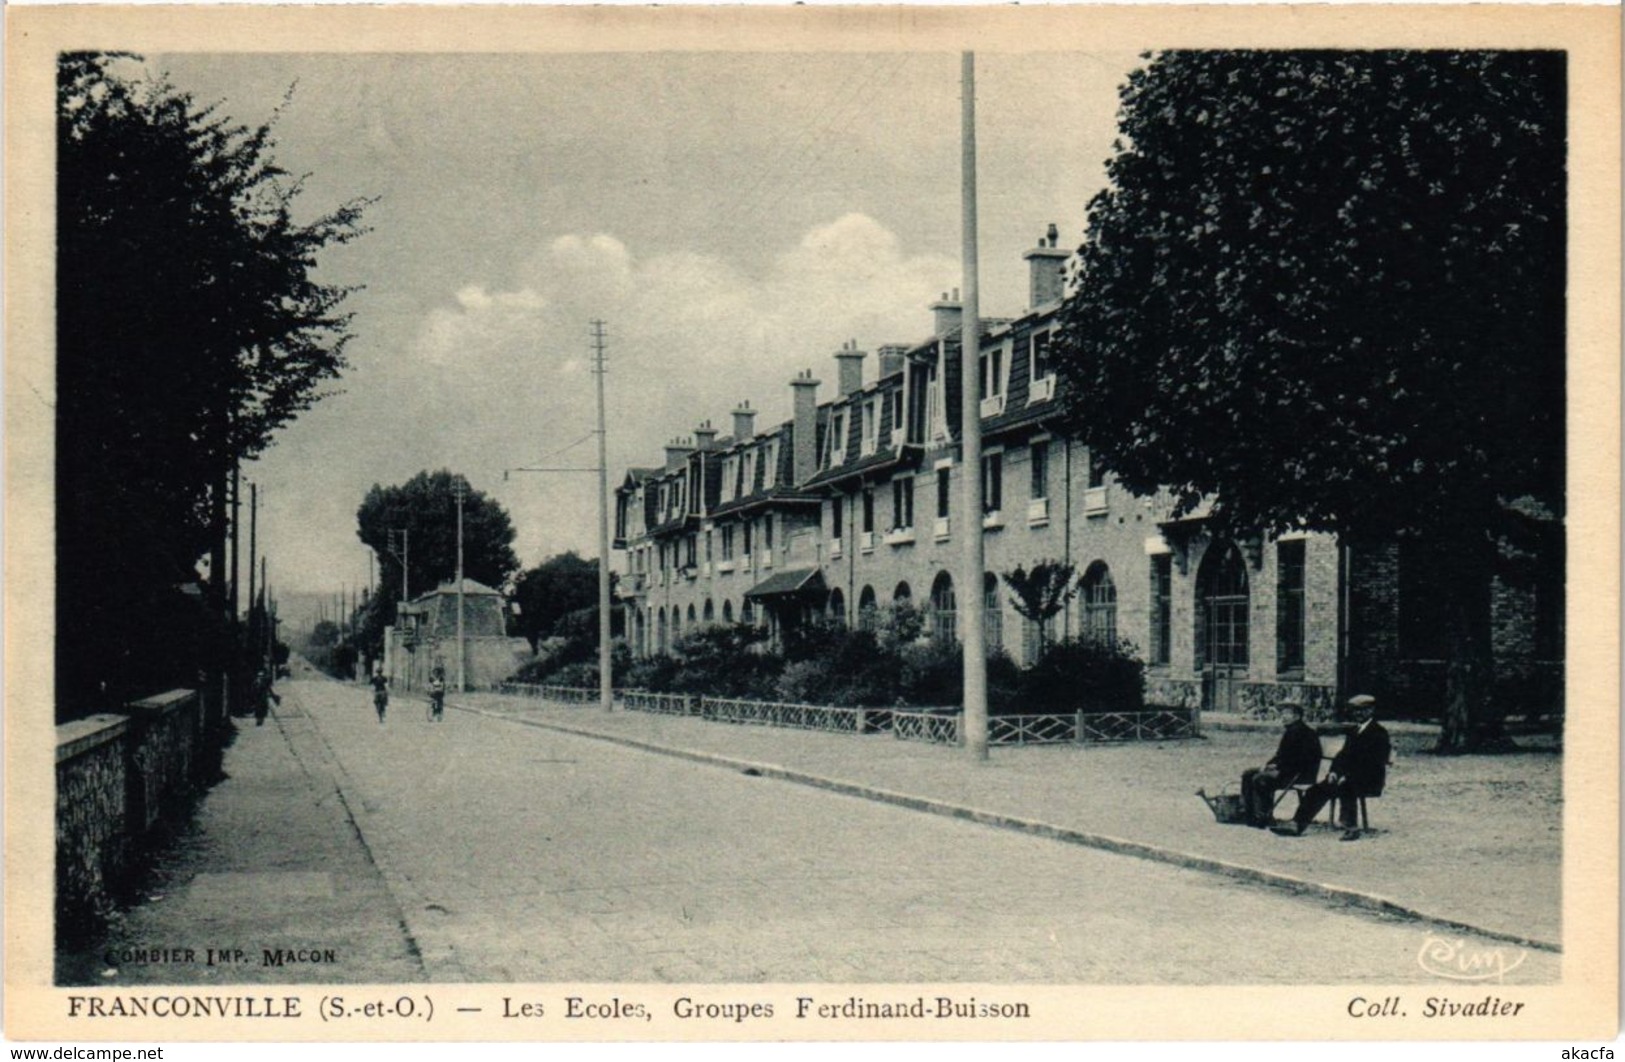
[[253, 665, 281, 727], [1274, 694, 1391, 841], [427, 665, 446, 722], [1240, 701, 1322, 827], [370, 668, 389, 724]]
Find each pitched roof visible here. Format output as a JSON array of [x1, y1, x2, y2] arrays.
[[743, 567, 825, 599]]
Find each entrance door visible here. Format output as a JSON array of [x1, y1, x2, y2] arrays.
[[1198, 542, 1250, 713]]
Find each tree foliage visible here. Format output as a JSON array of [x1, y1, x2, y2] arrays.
[[1001, 561, 1081, 647], [56, 53, 370, 718], [510, 551, 602, 650], [1054, 51, 1564, 751], [355, 469, 520, 623]]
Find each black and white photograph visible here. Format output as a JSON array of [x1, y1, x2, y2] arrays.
[[7, 3, 1619, 1046]]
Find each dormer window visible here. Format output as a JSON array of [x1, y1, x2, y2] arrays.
[[827, 410, 847, 467], [721, 457, 736, 503], [888, 388, 906, 446], [926, 362, 945, 442], [861, 400, 878, 456], [762, 440, 778, 489]]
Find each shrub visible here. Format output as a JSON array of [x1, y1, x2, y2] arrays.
[[668, 623, 783, 699], [624, 653, 680, 692], [1012, 637, 1145, 715], [773, 626, 901, 707]]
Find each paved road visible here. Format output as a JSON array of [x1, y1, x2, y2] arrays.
[[279, 675, 1556, 984]]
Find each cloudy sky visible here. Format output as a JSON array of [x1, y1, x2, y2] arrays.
[[148, 50, 1140, 610]]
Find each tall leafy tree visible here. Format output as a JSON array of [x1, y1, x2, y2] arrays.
[[355, 469, 521, 630], [511, 551, 606, 651], [57, 53, 370, 719], [1054, 51, 1564, 752]]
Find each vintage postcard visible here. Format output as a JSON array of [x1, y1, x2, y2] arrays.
[[5, 2, 1620, 1048]]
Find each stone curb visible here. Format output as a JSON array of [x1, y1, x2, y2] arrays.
[[455, 699, 1561, 957]]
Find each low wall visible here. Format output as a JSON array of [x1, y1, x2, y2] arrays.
[[56, 689, 206, 934]]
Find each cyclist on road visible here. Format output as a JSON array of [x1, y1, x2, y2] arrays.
[[370, 667, 389, 724], [427, 665, 447, 722]]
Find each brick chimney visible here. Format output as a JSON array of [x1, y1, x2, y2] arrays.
[[877, 344, 909, 379], [693, 419, 719, 451], [789, 370, 821, 485], [1023, 223, 1070, 310], [731, 401, 757, 441], [834, 340, 866, 397], [931, 288, 962, 337], [663, 436, 693, 471]]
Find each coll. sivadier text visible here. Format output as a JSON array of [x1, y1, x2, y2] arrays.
[[1348, 996, 1526, 1019]]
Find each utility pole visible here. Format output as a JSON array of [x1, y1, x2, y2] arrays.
[[230, 465, 241, 621], [454, 479, 467, 692], [592, 319, 614, 713], [959, 51, 989, 762], [248, 482, 258, 631]]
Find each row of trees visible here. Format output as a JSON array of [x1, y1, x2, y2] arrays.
[[57, 53, 369, 720], [1053, 51, 1564, 752]]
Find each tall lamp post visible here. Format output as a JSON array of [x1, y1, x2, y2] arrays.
[[454, 479, 467, 693]]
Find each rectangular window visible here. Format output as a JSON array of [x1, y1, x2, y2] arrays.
[[937, 467, 951, 519], [722, 526, 734, 560], [889, 389, 905, 442], [982, 453, 1003, 514], [764, 513, 774, 550], [685, 534, 697, 568], [1030, 440, 1049, 500], [892, 478, 914, 530], [1031, 331, 1053, 380], [926, 363, 943, 440], [979, 347, 1006, 400], [828, 412, 846, 467], [831, 496, 843, 540], [862, 489, 875, 534], [862, 401, 878, 455], [1276, 540, 1306, 673], [762, 441, 777, 488], [1150, 554, 1172, 667], [743, 521, 753, 556], [1087, 449, 1106, 489], [705, 530, 713, 563]]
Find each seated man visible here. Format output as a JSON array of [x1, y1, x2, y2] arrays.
[[1241, 701, 1322, 827], [1274, 694, 1391, 841]]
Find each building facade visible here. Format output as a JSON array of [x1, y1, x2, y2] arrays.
[[613, 228, 1562, 722]]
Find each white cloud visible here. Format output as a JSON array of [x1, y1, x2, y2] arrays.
[[397, 214, 956, 567]]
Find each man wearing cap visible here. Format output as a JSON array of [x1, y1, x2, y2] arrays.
[[1240, 701, 1323, 828], [1274, 694, 1391, 841]]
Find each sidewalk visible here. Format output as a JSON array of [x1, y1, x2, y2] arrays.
[[58, 688, 428, 985], [456, 691, 1563, 951]]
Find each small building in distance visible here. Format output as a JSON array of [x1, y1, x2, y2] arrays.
[[385, 578, 531, 692]]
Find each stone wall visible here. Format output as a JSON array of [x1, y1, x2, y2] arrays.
[[55, 690, 205, 935]]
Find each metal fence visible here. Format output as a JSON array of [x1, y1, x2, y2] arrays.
[[700, 697, 884, 735], [496, 682, 598, 704], [622, 690, 699, 716], [1075, 708, 1199, 742], [891, 709, 962, 745]]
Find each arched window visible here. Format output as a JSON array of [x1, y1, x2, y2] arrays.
[[984, 571, 1003, 652], [722, 600, 734, 624], [893, 581, 912, 606], [929, 571, 957, 644], [671, 610, 681, 643], [1080, 561, 1117, 645], [687, 603, 697, 626], [828, 588, 846, 626], [703, 599, 714, 624], [1196, 541, 1250, 671], [858, 585, 878, 631], [657, 608, 668, 654], [741, 599, 756, 626]]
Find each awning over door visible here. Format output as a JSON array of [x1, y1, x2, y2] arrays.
[[743, 567, 825, 600]]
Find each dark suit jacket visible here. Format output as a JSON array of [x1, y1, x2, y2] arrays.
[[1331, 721, 1391, 796], [1268, 720, 1323, 785]]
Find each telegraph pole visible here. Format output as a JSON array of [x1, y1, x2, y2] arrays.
[[454, 479, 467, 692], [592, 320, 614, 713], [959, 52, 989, 762]]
